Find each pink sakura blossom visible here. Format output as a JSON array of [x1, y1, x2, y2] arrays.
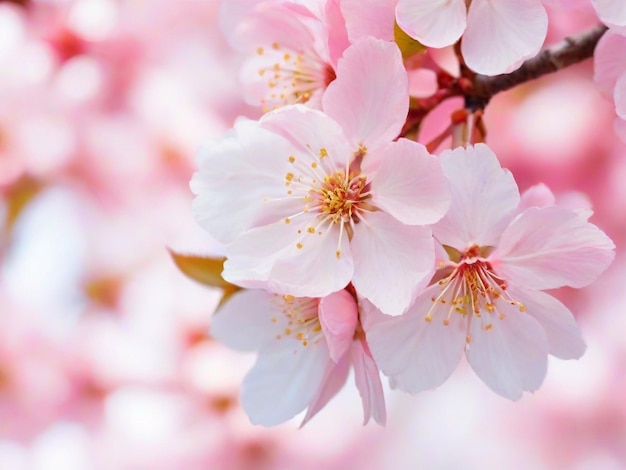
[[395, 0, 549, 75], [364, 144, 615, 400], [209, 288, 385, 426], [591, 0, 626, 29], [220, 0, 349, 110], [191, 38, 451, 316], [594, 29, 626, 122]]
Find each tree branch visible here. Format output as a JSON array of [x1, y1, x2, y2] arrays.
[[468, 24, 608, 108]]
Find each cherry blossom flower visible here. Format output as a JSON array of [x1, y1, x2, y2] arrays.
[[210, 288, 385, 426], [591, 0, 626, 29], [191, 38, 451, 316], [594, 29, 626, 122], [395, 0, 549, 75], [364, 144, 615, 400], [220, 0, 348, 110]]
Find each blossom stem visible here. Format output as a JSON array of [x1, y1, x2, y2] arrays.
[[467, 24, 608, 109]]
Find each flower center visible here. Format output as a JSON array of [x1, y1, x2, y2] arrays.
[[427, 245, 525, 344], [317, 171, 368, 224], [272, 295, 322, 348], [256, 42, 334, 110]]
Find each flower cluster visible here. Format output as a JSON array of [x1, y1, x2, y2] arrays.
[[190, 0, 617, 426]]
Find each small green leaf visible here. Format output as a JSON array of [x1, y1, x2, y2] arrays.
[[394, 21, 426, 59]]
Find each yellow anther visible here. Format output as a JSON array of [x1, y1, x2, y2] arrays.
[[257, 47, 264, 55], [296, 243, 303, 249], [319, 148, 328, 158], [307, 227, 315, 234], [285, 218, 291, 224], [288, 155, 296, 163]]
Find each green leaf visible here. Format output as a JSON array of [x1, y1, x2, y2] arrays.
[[394, 21, 426, 59]]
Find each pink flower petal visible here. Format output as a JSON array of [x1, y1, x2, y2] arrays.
[[592, 0, 626, 28], [340, 0, 396, 42], [260, 105, 350, 171], [594, 31, 626, 98], [319, 290, 358, 362], [300, 354, 351, 427], [462, 0, 548, 75], [615, 72, 626, 119], [352, 337, 386, 425], [351, 211, 435, 316], [191, 119, 304, 243], [224, 1, 319, 53], [363, 289, 466, 393], [507, 286, 586, 360], [517, 183, 555, 212], [210, 290, 288, 351], [324, 0, 350, 66], [465, 301, 548, 400], [494, 206, 615, 290], [370, 139, 451, 225], [224, 218, 354, 297], [322, 37, 408, 154], [435, 144, 520, 250], [242, 342, 330, 426], [395, 0, 467, 48]]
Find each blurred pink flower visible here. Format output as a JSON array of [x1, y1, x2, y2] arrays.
[[220, 0, 349, 110], [210, 288, 385, 426], [395, 0, 548, 75], [594, 29, 626, 124], [365, 144, 615, 400]]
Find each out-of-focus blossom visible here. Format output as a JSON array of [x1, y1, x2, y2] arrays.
[[192, 38, 450, 315], [594, 29, 626, 127], [211, 288, 385, 426], [220, 0, 348, 110], [395, 0, 548, 75], [365, 144, 615, 400]]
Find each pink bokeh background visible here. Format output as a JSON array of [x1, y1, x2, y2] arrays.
[[0, 0, 625, 468]]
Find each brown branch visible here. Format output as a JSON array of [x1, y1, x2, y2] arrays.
[[467, 24, 608, 108]]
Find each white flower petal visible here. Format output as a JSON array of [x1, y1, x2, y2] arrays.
[[352, 337, 386, 425], [210, 290, 288, 351], [592, 0, 626, 28], [300, 353, 351, 427], [319, 290, 358, 362], [340, 0, 396, 42], [242, 342, 330, 426], [191, 119, 302, 243], [508, 286, 586, 360], [395, 0, 467, 48], [363, 290, 466, 393], [260, 105, 350, 171], [465, 302, 548, 400], [435, 144, 520, 250], [322, 37, 408, 153], [370, 139, 450, 226], [462, 0, 548, 75], [594, 31, 626, 98], [494, 206, 615, 290], [224, 217, 354, 297], [351, 212, 435, 316]]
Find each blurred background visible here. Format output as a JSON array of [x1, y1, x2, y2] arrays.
[[0, 0, 625, 468]]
